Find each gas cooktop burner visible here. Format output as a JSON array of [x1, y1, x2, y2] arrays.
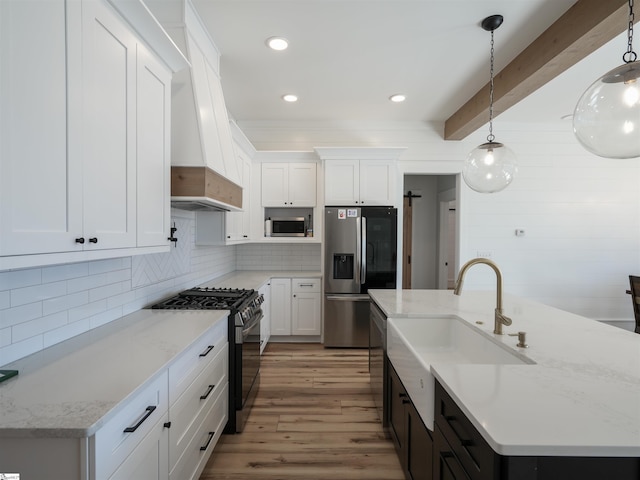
[[151, 287, 256, 311]]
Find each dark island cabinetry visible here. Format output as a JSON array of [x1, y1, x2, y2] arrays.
[[389, 362, 433, 480], [434, 382, 640, 480]]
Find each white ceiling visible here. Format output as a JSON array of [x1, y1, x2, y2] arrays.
[[191, 0, 629, 135]]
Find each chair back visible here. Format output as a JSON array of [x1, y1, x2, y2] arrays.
[[628, 275, 640, 334]]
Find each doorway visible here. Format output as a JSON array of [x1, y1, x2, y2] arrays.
[[402, 175, 457, 289]]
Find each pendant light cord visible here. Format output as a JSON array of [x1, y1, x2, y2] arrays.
[[487, 28, 496, 143], [625, 0, 637, 63]]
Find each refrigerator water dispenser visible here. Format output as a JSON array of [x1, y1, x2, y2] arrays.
[[333, 254, 354, 279]]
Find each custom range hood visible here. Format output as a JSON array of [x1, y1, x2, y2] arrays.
[[146, 0, 242, 212]]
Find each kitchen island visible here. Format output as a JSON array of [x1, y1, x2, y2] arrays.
[[369, 289, 640, 478]]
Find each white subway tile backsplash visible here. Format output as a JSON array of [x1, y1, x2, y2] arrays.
[[68, 299, 107, 323], [89, 281, 126, 303], [10, 281, 67, 307], [0, 291, 9, 310], [43, 291, 88, 316], [12, 311, 68, 343], [88, 257, 130, 275], [236, 243, 321, 271], [89, 306, 123, 329], [0, 268, 42, 291], [106, 290, 137, 310], [43, 318, 91, 349], [0, 302, 43, 329], [0, 327, 10, 347], [0, 215, 248, 365], [0, 335, 43, 366], [42, 263, 89, 283], [67, 273, 108, 294]]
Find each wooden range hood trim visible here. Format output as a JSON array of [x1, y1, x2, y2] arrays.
[[444, 0, 634, 141], [171, 166, 243, 210]]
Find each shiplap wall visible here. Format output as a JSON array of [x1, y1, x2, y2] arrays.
[[457, 125, 640, 324]]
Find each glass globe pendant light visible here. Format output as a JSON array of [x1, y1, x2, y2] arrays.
[[573, 0, 640, 159], [463, 15, 518, 193]]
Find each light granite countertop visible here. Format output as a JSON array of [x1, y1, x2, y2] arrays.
[[0, 309, 227, 438], [368, 289, 640, 457], [0, 270, 321, 439], [199, 270, 322, 290]]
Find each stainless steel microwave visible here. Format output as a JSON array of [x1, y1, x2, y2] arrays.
[[271, 217, 306, 237]]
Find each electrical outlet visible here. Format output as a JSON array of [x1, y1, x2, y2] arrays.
[[476, 250, 492, 258]]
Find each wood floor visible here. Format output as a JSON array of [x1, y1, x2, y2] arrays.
[[200, 343, 404, 480]]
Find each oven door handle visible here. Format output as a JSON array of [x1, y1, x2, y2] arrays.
[[241, 312, 264, 337]]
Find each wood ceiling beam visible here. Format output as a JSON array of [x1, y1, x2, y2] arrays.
[[444, 0, 634, 141]]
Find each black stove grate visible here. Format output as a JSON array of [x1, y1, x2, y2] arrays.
[[151, 287, 255, 311]]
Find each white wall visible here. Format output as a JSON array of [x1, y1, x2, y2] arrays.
[[239, 119, 640, 328], [457, 124, 640, 324]]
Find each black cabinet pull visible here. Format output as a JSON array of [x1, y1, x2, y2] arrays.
[[402, 399, 411, 405], [123, 405, 156, 433], [200, 431, 215, 451], [200, 384, 215, 400], [199, 345, 214, 357], [89, 237, 98, 244], [75, 237, 85, 244]]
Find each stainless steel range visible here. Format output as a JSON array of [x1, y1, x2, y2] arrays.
[[151, 287, 263, 433]]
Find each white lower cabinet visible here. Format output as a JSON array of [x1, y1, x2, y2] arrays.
[[92, 371, 169, 480], [0, 319, 229, 480], [270, 278, 321, 337], [108, 412, 169, 480], [168, 319, 228, 480]]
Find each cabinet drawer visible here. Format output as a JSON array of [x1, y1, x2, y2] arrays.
[[93, 371, 169, 480], [435, 382, 498, 480], [292, 278, 320, 293], [108, 411, 169, 480], [169, 342, 228, 469], [170, 383, 229, 480], [169, 319, 227, 404]]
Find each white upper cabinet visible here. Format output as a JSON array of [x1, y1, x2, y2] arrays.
[[324, 160, 396, 206], [225, 155, 252, 242], [359, 160, 397, 205], [0, 0, 83, 255], [261, 163, 316, 207], [323, 160, 360, 205], [0, 0, 176, 268], [136, 44, 172, 248], [82, 0, 138, 249]]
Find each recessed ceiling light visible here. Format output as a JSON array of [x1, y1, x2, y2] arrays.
[[389, 94, 406, 103], [266, 37, 289, 51], [282, 94, 298, 102]]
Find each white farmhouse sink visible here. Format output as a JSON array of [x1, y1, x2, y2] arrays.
[[387, 315, 534, 430]]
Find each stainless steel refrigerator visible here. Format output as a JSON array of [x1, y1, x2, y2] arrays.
[[324, 206, 397, 347]]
